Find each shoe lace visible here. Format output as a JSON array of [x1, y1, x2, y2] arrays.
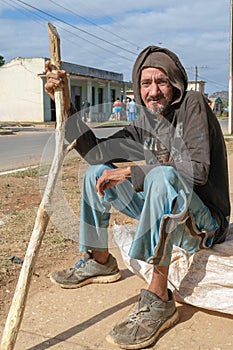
[[73, 258, 85, 270], [128, 306, 149, 324], [73, 252, 93, 270]]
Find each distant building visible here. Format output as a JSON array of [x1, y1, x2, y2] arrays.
[[187, 80, 206, 94], [0, 57, 130, 123], [125, 88, 134, 101], [207, 97, 223, 114]]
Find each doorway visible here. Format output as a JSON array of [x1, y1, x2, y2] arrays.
[[98, 87, 103, 113]]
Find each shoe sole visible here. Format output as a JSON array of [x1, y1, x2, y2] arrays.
[[106, 309, 179, 349], [50, 270, 122, 289]]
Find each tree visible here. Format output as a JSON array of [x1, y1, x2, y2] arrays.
[[0, 55, 5, 66]]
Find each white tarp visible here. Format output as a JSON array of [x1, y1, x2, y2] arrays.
[[113, 223, 233, 315]]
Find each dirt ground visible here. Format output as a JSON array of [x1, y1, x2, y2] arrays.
[[0, 155, 134, 322], [0, 141, 233, 349]]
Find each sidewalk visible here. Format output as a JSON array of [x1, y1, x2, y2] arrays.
[[0, 143, 233, 350]]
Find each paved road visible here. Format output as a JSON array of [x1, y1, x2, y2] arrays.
[[0, 119, 230, 173], [0, 126, 122, 173], [0, 131, 53, 172], [220, 117, 230, 134]]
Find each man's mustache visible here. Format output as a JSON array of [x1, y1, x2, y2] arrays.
[[146, 94, 165, 102]]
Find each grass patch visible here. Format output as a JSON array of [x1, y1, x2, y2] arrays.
[[9, 167, 40, 178], [94, 120, 129, 128]]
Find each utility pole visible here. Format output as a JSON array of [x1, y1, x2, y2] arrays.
[[229, 0, 233, 134], [186, 66, 207, 91]]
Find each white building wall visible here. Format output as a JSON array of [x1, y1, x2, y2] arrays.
[[187, 81, 205, 94], [0, 57, 126, 123], [0, 57, 45, 122]]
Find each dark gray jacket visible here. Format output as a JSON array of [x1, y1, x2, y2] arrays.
[[66, 46, 230, 243]]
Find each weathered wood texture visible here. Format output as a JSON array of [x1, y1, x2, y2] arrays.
[[0, 23, 74, 350]]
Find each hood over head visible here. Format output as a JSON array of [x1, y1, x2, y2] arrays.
[[132, 46, 188, 107]]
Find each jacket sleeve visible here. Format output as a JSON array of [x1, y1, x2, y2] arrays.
[[65, 113, 145, 164], [176, 92, 210, 186]]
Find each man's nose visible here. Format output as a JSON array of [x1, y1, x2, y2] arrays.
[[148, 82, 161, 96]]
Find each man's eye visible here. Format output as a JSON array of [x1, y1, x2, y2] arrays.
[[157, 79, 169, 86], [141, 81, 150, 87]]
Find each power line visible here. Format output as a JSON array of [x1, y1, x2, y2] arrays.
[[3, 1, 228, 92], [186, 65, 208, 91], [72, 0, 143, 49], [187, 66, 227, 91], [5, 0, 134, 64], [2, 0, 45, 27], [199, 74, 228, 90], [14, 0, 138, 56], [54, 25, 133, 62], [47, 0, 141, 50]]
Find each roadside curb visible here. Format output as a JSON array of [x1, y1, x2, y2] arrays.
[[0, 129, 14, 135], [224, 135, 233, 140]]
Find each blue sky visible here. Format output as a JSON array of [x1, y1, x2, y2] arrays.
[[0, 0, 231, 94]]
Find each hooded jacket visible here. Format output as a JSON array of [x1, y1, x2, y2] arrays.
[[66, 46, 230, 243]]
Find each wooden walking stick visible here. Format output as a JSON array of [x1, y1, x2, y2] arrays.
[[0, 23, 76, 350]]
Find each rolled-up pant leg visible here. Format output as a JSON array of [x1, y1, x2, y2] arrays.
[[79, 164, 144, 252], [129, 166, 219, 266]]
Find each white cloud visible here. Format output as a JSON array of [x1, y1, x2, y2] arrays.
[[0, 0, 231, 93]]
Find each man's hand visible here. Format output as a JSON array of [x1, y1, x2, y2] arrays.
[[95, 166, 131, 197], [45, 60, 71, 117]]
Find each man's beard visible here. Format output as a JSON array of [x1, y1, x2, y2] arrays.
[[146, 95, 171, 116]]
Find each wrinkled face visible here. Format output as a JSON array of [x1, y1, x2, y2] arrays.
[[140, 67, 173, 115]]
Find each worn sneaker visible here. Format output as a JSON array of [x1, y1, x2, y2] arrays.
[[50, 252, 121, 288], [106, 288, 179, 349]]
